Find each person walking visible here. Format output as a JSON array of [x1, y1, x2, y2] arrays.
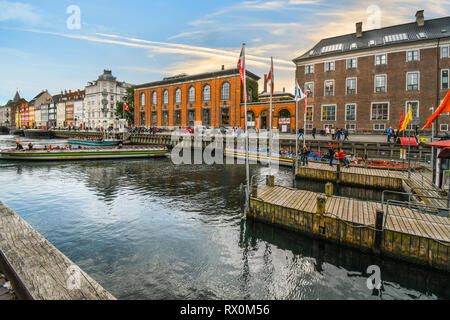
[[301, 145, 310, 166], [328, 144, 335, 167], [344, 129, 349, 141], [325, 126, 330, 137], [297, 128, 305, 141], [331, 127, 336, 140], [336, 128, 341, 141], [312, 127, 316, 139], [387, 127, 393, 143]]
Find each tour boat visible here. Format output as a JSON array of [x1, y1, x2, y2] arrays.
[[0, 146, 169, 161], [67, 139, 122, 146]]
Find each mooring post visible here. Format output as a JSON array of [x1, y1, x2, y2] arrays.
[[373, 209, 384, 255], [336, 163, 341, 183], [266, 175, 274, 186], [316, 196, 326, 216], [325, 182, 333, 197], [252, 184, 258, 198]]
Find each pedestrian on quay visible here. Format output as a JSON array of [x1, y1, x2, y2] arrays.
[[331, 127, 336, 140], [301, 145, 310, 166], [298, 128, 305, 141], [336, 128, 341, 141], [325, 126, 330, 137], [387, 127, 393, 143], [328, 144, 335, 167], [344, 129, 349, 141], [312, 127, 316, 139]]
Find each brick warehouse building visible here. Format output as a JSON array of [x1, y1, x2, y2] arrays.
[[294, 11, 450, 134], [134, 68, 260, 128]]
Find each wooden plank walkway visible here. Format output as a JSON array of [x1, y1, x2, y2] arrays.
[[0, 201, 116, 300], [250, 185, 450, 272]]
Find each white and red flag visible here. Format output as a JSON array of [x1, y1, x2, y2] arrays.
[[238, 46, 246, 103], [124, 101, 130, 112], [266, 57, 274, 95]]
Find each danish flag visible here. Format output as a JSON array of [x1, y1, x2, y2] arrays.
[[238, 46, 246, 103]]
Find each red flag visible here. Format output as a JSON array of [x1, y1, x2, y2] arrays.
[[266, 57, 274, 95], [422, 90, 450, 129], [124, 102, 130, 112], [237, 46, 246, 103], [398, 110, 404, 130]]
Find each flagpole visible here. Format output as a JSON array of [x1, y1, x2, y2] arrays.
[[295, 86, 298, 173], [243, 43, 250, 200], [408, 103, 411, 179], [303, 96, 307, 148], [269, 56, 273, 176]]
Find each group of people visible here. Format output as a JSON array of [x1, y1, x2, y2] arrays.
[[297, 127, 350, 141], [294, 144, 353, 168]]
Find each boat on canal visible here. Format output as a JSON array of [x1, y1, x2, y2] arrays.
[[0, 146, 169, 161], [67, 138, 122, 146]]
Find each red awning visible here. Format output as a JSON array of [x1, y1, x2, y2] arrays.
[[428, 140, 450, 148], [398, 137, 418, 146]]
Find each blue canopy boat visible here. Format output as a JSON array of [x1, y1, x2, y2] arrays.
[[67, 139, 121, 146]]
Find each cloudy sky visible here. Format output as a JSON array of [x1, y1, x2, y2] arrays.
[[0, 0, 449, 105]]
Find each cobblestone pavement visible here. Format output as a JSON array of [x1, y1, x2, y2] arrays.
[[0, 271, 15, 300]]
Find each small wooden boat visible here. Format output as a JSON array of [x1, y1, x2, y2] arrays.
[[67, 139, 121, 146], [0, 146, 169, 161]]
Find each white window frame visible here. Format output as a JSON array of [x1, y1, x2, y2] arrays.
[[406, 71, 420, 91], [324, 80, 335, 96], [325, 61, 335, 72], [321, 104, 337, 121], [345, 123, 356, 131], [406, 49, 420, 62], [305, 104, 314, 122], [151, 91, 157, 105], [345, 103, 357, 121], [305, 123, 313, 130], [305, 82, 314, 98], [374, 74, 387, 93], [405, 101, 420, 121], [375, 54, 387, 65], [346, 77, 357, 95], [442, 68, 449, 90], [305, 64, 314, 74], [346, 58, 357, 69], [163, 90, 169, 105], [323, 124, 335, 130], [371, 102, 390, 121], [175, 88, 182, 105], [373, 123, 386, 131], [440, 124, 449, 132], [442, 46, 449, 59]]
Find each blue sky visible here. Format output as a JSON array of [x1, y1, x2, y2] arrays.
[[1, 0, 449, 105]]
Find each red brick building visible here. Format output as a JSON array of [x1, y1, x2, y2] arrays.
[[293, 11, 450, 134], [133, 68, 259, 128]]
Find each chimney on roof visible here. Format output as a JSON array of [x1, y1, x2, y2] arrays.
[[356, 22, 363, 38], [416, 10, 424, 27], [264, 74, 267, 93], [221, 65, 224, 70], [283, 87, 285, 93]]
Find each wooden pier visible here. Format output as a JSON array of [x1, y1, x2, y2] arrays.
[[0, 201, 115, 300], [248, 185, 450, 272]]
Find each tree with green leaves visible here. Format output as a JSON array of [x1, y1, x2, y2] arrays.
[[115, 87, 135, 126]]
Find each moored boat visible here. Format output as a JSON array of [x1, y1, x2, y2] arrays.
[[67, 139, 121, 146], [0, 146, 169, 161]]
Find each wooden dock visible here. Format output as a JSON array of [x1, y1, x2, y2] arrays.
[[0, 201, 115, 300], [249, 185, 450, 272]]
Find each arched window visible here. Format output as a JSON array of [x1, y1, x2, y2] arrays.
[[175, 88, 182, 105], [140, 93, 146, 106], [221, 82, 230, 100], [247, 88, 253, 102], [188, 86, 195, 103], [203, 85, 211, 102], [151, 91, 157, 105], [163, 90, 169, 105]]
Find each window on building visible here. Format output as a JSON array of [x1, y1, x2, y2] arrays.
[[371, 103, 389, 120], [163, 90, 169, 105], [305, 82, 314, 98], [188, 87, 196, 103], [325, 61, 335, 71], [442, 69, 449, 89], [221, 82, 230, 100], [324, 124, 334, 130], [305, 124, 313, 130], [375, 75, 386, 93], [407, 50, 419, 62], [162, 110, 169, 126], [221, 108, 230, 126], [346, 58, 357, 69], [175, 88, 182, 105], [202, 108, 211, 126], [321, 105, 336, 121], [174, 109, 181, 126], [375, 54, 387, 65], [324, 80, 334, 96], [407, 72, 419, 91], [406, 101, 419, 123], [305, 64, 314, 74], [151, 112, 157, 126], [440, 124, 448, 132], [345, 123, 356, 131], [345, 104, 356, 121], [373, 123, 386, 131], [442, 46, 449, 58], [140, 111, 146, 126], [346, 78, 357, 95], [306, 105, 313, 121], [188, 110, 195, 126], [203, 85, 211, 102], [152, 92, 157, 105]]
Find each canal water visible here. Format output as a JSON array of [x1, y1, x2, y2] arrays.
[[0, 135, 448, 300]]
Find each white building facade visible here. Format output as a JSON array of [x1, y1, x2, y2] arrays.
[[84, 70, 131, 129]]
